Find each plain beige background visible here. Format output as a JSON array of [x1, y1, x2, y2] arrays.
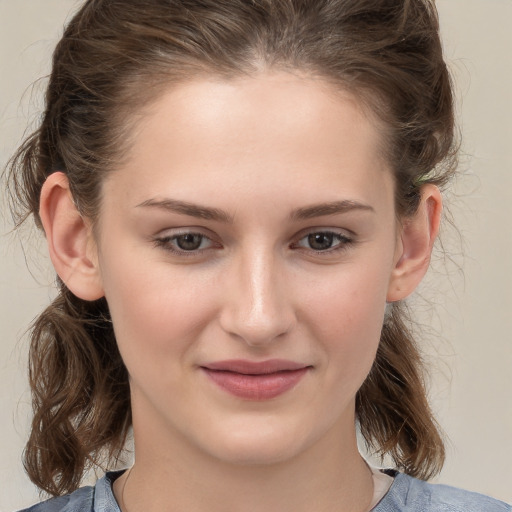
[[1, 0, 511, 510]]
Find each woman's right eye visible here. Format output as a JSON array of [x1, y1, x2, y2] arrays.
[[153, 232, 217, 254]]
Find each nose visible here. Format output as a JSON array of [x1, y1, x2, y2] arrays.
[[218, 247, 296, 347]]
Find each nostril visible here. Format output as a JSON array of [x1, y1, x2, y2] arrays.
[[217, 259, 296, 345]]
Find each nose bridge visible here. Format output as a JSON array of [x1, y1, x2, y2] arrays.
[[220, 242, 294, 345]]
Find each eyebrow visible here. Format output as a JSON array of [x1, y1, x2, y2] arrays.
[[290, 200, 375, 220], [136, 198, 374, 223], [136, 198, 234, 223]]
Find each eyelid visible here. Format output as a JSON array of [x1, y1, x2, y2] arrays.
[[151, 228, 221, 256], [290, 228, 356, 254], [293, 226, 355, 241], [150, 226, 356, 257]]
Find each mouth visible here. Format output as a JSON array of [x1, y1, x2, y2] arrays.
[[200, 359, 311, 400]]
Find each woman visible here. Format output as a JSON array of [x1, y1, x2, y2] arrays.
[[6, 0, 510, 511]]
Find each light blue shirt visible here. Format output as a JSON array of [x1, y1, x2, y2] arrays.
[[20, 470, 511, 512]]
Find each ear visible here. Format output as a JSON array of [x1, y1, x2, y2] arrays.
[[387, 184, 442, 302], [39, 172, 104, 301]]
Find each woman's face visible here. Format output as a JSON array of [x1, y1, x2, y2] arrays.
[[95, 72, 401, 465]]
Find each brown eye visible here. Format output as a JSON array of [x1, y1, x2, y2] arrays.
[[175, 233, 204, 251], [294, 231, 353, 253], [307, 232, 335, 251], [153, 231, 216, 254]]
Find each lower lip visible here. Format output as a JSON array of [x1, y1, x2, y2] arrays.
[[202, 367, 309, 400]]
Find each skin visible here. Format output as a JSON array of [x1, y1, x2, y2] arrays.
[[40, 72, 441, 512]]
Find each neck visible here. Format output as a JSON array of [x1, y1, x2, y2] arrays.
[[115, 416, 374, 512]]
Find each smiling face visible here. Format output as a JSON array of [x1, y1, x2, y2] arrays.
[[89, 72, 402, 466]]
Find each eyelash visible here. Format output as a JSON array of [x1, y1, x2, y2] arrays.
[[291, 231, 354, 255], [152, 231, 218, 256], [152, 230, 354, 257]]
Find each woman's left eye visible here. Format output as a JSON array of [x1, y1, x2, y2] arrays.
[[294, 231, 353, 252], [153, 232, 215, 254]]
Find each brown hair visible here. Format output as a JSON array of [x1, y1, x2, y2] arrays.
[[7, 0, 456, 497]]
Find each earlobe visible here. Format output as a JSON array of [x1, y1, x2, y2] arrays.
[[386, 184, 442, 302], [39, 172, 104, 301]]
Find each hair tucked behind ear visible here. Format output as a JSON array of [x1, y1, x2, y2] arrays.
[[7, 0, 456, 496], [23, 285, 131, 496], [356, 303, 445, 479]]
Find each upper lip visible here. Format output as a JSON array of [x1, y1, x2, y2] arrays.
[[202, 359, 309, 375]]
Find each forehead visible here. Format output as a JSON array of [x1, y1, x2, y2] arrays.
[[134, 71, 383, 154], [102, 72, 392, 215]]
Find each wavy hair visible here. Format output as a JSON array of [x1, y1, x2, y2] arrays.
[[7, 0, 456, 496]]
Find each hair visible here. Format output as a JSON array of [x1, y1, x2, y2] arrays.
[[7, 0, 457, 497]]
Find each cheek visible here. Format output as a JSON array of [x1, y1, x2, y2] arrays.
[[99, 253, 218, 369], [299, 261, 390, 385]]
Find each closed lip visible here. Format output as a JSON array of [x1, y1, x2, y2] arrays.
[[201, 359, 310, 374], [200, 359, 311, 400]]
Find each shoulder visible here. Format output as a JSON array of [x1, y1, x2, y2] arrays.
[[376, 472, 511, 512], [17, 471, 124, 512], [18, 486, 95, 512]]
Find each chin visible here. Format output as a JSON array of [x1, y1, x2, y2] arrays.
[[196, 418, 316, 467]]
